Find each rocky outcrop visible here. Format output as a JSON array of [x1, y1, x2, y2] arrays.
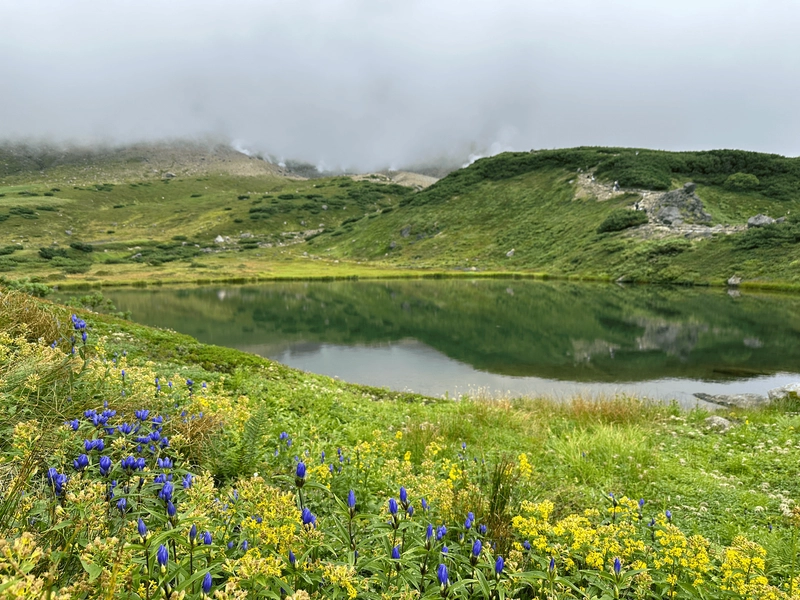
[[767, 383, 800, 401], [693, 392, 769, 409], [747, 214, 776, 228], [651, 183, 712, 226]]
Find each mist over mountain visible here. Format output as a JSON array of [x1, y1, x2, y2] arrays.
[[1, 1, 798, 171]]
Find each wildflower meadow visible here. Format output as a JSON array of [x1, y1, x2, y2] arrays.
[[2, 288, 800, 599]]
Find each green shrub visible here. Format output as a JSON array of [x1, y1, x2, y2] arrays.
[[35, 205, 56, 211], [596, 209, 649, 233], [191, 193, 202, 198], [9, 206, 35, 216], [724, 172, 760, 190], [113, 204, 125, 209], [38, 247, 68, 260], [278, 194, 297, 200], [735, 215, 800, 249], [69, 242, 94, 253], [0, 245, 20, 256], [0, 214, 9, 223], [238, 194, 250, 200], [172, 235, 188, 241], [43, 192, 54, 197]]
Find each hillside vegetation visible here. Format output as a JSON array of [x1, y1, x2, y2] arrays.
[[1, 145, 800, 287]]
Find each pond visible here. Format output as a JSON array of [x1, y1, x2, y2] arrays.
[[102, 280, 800, 406]]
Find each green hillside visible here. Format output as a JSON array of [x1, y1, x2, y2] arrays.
[[311, 148, 800, 285], [2, 145, 800, 287]]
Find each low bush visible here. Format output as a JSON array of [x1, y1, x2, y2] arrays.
[[724, 172, 760, 191], [38, 247, 69, 260], [735, 215, 800, 249], [597, 209, 649, 233], [69, 242, 94, 253]]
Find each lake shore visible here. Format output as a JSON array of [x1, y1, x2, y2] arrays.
[[4, 287, 800, 597]]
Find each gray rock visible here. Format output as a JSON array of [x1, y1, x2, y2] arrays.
[[693, 392, 770, 409], [652, 186, 712, 226], [767, 383, 800, 401], [321, 205, 328, 211], [705, 415, 733, 432], [214, 235, 225, 244], [401, 226, 411, 238], [727, 275, 741, 286], [164, 172, 176, 178], [131, 252, 142, 259], [656, 206, 683, 225], [777, 217, 786, 223], [506, 248, 515, 257], [65, 230, 72, 236], [389, 241, 397, 249], [747, 214, 775, 228]]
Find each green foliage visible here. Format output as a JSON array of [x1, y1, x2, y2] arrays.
[[725, 172, 761, 190], [735, 215, 800, 249], [597, 209, 649, 233], [69, 241, 94, 253], [38, 247, 68, 260]]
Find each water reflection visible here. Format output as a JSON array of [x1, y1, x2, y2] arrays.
[[103, 280, 800, 402]]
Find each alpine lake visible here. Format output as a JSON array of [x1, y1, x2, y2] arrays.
[[97, 279, 800, 407]]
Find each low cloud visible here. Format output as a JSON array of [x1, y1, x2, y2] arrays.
[[1, 0, 797, 170]]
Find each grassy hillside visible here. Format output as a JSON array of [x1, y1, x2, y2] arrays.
[[311, 148, 800, 285], [2, 144, 800, 287]]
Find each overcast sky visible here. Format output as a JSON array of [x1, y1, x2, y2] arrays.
[[1, 0, 798, 170]]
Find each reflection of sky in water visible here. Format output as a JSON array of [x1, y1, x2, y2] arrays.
[[243, 339, 799, 408]]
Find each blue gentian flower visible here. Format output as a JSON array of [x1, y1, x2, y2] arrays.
[[495, 556, 504, 575], [407, 505, 414, 517], [73, 454, 89, 471], [190, 524, 197, 542], [426, 523, 433, 539], [157, 457, 173, 469], [421, 498, 429, 512], [614, 557, 622, 575], [638, 498, 645, 510], [138, 518, 147, 539], [347, 490, 356, 516], [289, 550, 296, 566], [388, 498, 398, 515], [118, 423, 133, 435], [67, 419, 80, 431], [183, 473, 193, 489], [478, 524, 487, 535], [301, 507, 317, 528], [156, 544, 169, 569], [134, 458, 146, 470], [472, 539, 482, 558], [202, 572, 212, 595], [320, 451, 325, 463], [391, 546, 400, 560], [241, 540, 249, 551], [202, 531, 212, 545], [549, 557, 555, 571], [399, 486, 408, 504], [295, 462, 306, 488], [135, 409, 149, 421], [159, 482, 174, 502], [280, 432, 288, 440], [523, 540, 531, 551], [117, 497, 127, 514], [227, 541, 235, 550], [166, 501, 177, 518], [464, 517, 472, 530], [437, 563, 449, 587], [436, 525, 447, 541], [666, 509, 672, 522], [442, 546, 448, 554], [99, 456, 112, 476]]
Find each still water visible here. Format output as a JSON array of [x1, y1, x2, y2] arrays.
[[103, 280, 800, 405]]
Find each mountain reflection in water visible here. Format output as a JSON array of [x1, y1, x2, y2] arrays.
[[103, 280, 800, 403]]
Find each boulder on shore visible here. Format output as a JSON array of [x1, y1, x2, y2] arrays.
[[693, 392, 769, 409], [767, 383, 800, 401]]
